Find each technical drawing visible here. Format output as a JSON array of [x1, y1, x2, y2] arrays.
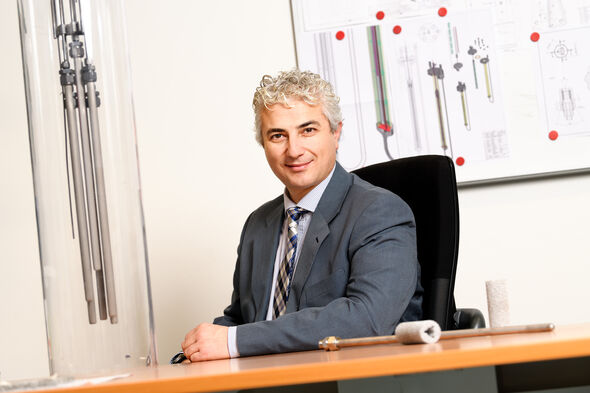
[[483, 129, 509, 159], [548, 40, 577, 62], [345, 30, 368, 168], [468, 45, 479, 89], [480, 55, 494, 103], [456, 81, 471, 130], [579, 3, 590, 24], [585, 69, 590, 89], [419, 23, 441, 43], [533, 0, 567, 28], [475, 37, 489, 51], [446, 23, 454, 55], [559, 86, 575, 121], [290, 1, 590, 184], [314, 32, 337, 90], [427, 62, 453, 156], [400, 45, 424, 152], [415, 0, 447, 6], [298, 0, 371, 32], [466, 0, 515, 23], [466, 0, 518, 50], [297, 5, 508, 172], [316, 29, 368, 169], [535, 27, 590, 137], [451, 25, 463, 71], [368, 25, 395, 160], [378, 0, 447, 18]]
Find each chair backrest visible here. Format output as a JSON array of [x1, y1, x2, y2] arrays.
[[353, 155, 459, 330]]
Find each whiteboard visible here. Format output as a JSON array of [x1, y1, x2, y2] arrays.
[[291, 0, 590, 184]]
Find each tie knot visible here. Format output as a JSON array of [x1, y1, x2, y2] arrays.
[[286, 206, 306, 223]]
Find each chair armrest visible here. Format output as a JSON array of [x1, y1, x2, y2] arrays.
[[454, 308, 486, 329]]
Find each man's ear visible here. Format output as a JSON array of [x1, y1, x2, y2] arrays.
[[333, 122, 343, 147]]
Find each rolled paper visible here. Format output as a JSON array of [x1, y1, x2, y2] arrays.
[[486, 279, 510, 328], [395, 320, 442, 344]]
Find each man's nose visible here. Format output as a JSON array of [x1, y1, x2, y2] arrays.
[[286, 137, 304, 157]]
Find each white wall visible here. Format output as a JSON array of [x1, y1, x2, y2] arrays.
[[1, 0, 589, 381]]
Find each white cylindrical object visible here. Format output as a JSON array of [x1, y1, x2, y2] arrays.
[[486, 279, 510, 328], [395, 320, 441, 344]]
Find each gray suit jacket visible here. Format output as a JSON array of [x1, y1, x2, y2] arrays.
[[213, 162, 422, 356]]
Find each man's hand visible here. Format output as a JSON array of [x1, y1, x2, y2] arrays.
[[181, 323, 229, 362]]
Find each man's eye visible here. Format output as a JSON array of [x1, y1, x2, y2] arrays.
[[270, 134, 284, 140], [303, 127, 316, 134]]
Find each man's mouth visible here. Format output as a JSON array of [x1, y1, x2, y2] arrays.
[[286, 161, 312, 171]]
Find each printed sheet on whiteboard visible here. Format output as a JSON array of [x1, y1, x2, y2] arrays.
[[291, 0, 590, 184]]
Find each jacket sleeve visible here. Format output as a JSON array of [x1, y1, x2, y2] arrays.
[[235, 193, 419, 357], [212, 213, 255, 327]]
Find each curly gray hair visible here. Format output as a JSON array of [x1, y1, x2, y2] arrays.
[[252, 69, 343, 145]]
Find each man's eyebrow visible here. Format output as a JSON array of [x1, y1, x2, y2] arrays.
[[266, 128, 285, 136], [298, 120, 320, 129], [265, 121, 320, 136]]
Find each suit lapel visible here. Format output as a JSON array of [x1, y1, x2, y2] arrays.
[[287, 162, 353, 311], [251, 199, 284, 321]]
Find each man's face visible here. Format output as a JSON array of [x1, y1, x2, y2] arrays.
[[260, 98, 342, 203]]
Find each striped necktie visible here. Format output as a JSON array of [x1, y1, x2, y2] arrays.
[[272, 206, 306, 319]]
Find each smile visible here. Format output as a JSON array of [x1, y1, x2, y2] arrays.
[[286, 161, 312, 171]]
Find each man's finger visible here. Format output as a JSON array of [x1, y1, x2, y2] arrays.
[[183, 342, 200, 359], [189, 350, 203, 362], [182, 326, 201, 350]]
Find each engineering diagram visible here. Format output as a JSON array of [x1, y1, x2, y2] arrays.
[[296, 7, 509, 170], [292, 0, 590, 183], [536, 28, 590, 136]]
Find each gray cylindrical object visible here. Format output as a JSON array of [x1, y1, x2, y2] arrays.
[[395, 320, 441, 344]]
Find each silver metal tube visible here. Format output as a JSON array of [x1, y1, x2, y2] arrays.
[[51, 0, 67, 68], [86, 76, 118, 323], [68, 0, 77, 26], [50, 0, 58, 38], [63, 81, 96, 324], [55, 0, 116, 325], [58, 0, 67, 31], [96, 269, 108, 320], [72, 53, 102, 273]]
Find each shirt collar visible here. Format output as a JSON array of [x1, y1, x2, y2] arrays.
[[283, 164, 336, 213]]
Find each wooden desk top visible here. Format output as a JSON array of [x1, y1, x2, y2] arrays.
[[36, 323, 590, 393]]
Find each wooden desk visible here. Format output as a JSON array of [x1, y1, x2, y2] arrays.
[[32, 323, 590, 393]]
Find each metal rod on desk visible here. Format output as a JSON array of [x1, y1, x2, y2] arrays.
[[439, 323, 555, 340], [320, 323, 555, 351]]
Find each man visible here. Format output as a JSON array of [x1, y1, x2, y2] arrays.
[[180, 70, 422, 362]]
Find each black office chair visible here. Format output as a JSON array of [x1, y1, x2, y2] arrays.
[[353, 155, 484, 330]]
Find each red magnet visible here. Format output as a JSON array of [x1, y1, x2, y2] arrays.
[[377, 123, 392, 133], [335, 31, 345, 40], [376, 11, 385, 20], [456, 157, 465, 166], [393, 25, 402, 34], [549, 130, 559, 140], [438, 7, 448, 17], [530, 32, 540, 42]]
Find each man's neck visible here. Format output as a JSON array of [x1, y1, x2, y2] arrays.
[[284, 164, 337, 210]]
